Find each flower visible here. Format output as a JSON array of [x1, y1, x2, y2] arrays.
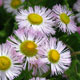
[[16, 6, 55, 35], [0, 42, 23, 80], [52, 4, 77, 34], [40, 37, 71, 75], [73, 0, 80, 23], [28, 56, 49, 76], [73, 0, 80, 12], [3, 0, 25, 14], [8, 28, 49, 75], [29, 77, 47, 80], [77, 27, 80, 34], [0, 0, 2, 6]]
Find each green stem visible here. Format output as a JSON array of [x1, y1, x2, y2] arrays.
[[72, 51, 80, 56]]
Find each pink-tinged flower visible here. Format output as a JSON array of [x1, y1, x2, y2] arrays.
[[40, 37, 71, 75], [73, 0, 80, 12], [29, 77, 47, 80], [16, 6, 55, 35], [0, 42, 23, 80], [77, 27, 80, 34], [28, 56, 49, 76], [52, 4, 77, 34], [0, 0, 2, 6], [73, 0, 80, 23], [3, 0, 25, 14], [8, 28, 49, 75]]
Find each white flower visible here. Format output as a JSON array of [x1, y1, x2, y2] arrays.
[[0, 42, 23, 80], [16, 6, 55, 35], [53, 4, 77, 34], [73, 0, 80, 23], [28, 56, 49, 76], [29, 77, 47, 80], [73, 0, 80, 12], [8, 28, 49, 75], [3, 0, 25, 14], [40, 37, 71, 75]]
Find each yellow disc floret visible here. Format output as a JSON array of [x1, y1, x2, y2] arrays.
[[11, 0, 22, 9], [48, 49, 60, 63], [20, 40, 38, 57], [0, 56, 11, 70], [28, 13, 43, 25], [60, 13, 70, 24]]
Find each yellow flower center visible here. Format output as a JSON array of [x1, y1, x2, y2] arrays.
[[60, 13, 70, 24], [11, 0, 22, 9], [48, 49, 60, 63], [20, 40, 38, 57], [0, 56, 11, 71], [28, 13, 43, 25]]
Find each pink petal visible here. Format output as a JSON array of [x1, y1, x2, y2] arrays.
[[0, 0, 2, 6], [77, 27, 80, 34]]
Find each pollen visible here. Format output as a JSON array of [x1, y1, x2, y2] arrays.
[[0, 56, 11, 70], [48, 49, 60, 63], [20, 40, 38, 57], [11, 0, 22, 9], [28, 13, 43, 25], [60, 13, 70, 24]]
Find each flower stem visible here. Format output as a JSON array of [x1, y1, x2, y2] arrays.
[[72, 51, 80, 56]]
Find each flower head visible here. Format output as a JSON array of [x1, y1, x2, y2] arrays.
[[41, 37, 71, 75], [8, 28, 49, 75], [16, 6, 55, 35], [53, 4, 77, 34], [28, 56, 49, 76], [0, 0, 2, 6], [29, 77, 47, 80], [73, 0, 80, 12], [77, 27, 80, 34], [73, 0, 80, 23], [3, 0, 25, 14], [0, 42, 23, 80]]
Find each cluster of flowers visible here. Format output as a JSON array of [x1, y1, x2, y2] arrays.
[[0, 0, 78, 80]]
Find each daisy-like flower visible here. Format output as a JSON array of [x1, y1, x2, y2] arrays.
[[73, 0, 80, 12], [28, 56, 49, 76], [0, 42, 23, 80], [8, 28, 49, 75], [16, 6, 55, 35], [0, 0, 2, 6], [73, 0, 80, 23], [3, 0, 25, 14], [40, 37, 71, 75], [52, 4, 77, 34], [29, 77, 47, 80], [77, 27, 80, 34]]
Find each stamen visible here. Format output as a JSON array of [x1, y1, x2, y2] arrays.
[[28, 13, 43, 25], [60, 13, 70, 24], [0, 56, 11, 70], [20, 40, 38, 57], [48, 49, 60, 63]]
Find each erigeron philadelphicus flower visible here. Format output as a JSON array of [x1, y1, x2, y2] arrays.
[[8, 28, 49, 75], [3, 0, 25, 14], [28, 56, 49, 76], [73, 0, 80, 23], [52, 4, 77, 34], [29, 77, 47, 80], [16, 6, 55, 35], [73, 0, 80, 12], [40, 37, 71, 75], [0, 0, 2, 6], [77, 27, 80, 34], [0, 42, 23, 80]]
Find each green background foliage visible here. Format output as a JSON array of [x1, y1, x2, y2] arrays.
[[0, 0, 80, 80]]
